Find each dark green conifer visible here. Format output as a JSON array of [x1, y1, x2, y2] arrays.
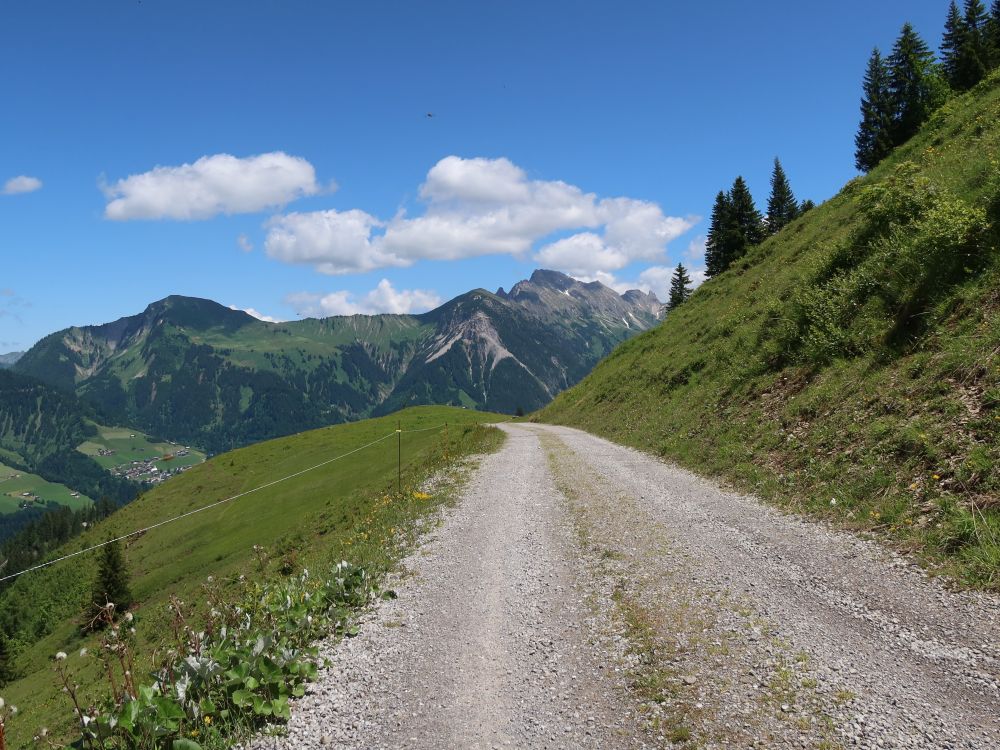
[[941, 1, 969, 87], [888, 23, 944, 145], [728, 176, 765, 248], [667, 263, 693, 311], [855, 48, 895, 172], [957, 0, 989, 88], [988, 1, 1000, 67], [89, 539, 131, 626], [798, 199, 816, 215], [766, 158, 798, 234], [0, 633, 13, 686], [705, 190, 732, 277]]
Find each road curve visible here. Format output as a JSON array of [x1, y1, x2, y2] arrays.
[[251, 423, 1000, 750]]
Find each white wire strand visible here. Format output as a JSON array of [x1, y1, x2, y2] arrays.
[[0, 428, 408, 585]]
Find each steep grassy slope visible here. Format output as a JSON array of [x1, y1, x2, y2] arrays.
[[0, 405, 503, 746], [542, 72, 1000, 588]]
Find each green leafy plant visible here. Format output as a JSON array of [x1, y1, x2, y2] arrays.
[[56, 560, 380, 749]]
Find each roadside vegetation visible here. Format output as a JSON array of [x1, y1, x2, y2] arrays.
[[542, 69, 1000, 589], [0, 405, 504, 747]]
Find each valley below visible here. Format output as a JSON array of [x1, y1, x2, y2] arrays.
[[254, 424, 1000, 749]]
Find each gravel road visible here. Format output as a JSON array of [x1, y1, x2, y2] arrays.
[[250, 423, 1000, 749]]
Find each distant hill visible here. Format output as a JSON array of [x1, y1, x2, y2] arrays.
[[542, 72, 1000, 586], [0, 352, 23, 369], [0, 370, 137, 539], [16, 270, 661, 451]]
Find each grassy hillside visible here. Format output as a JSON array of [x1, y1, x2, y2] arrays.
[[542, 71, 1000, 588], [0, 461, 91, 515], [0, 405, 504, 746]]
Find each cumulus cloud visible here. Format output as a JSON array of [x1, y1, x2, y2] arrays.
[[3, 175, 42, 195], [265, 209, 404, 275], [237, 234, 254, 252], [228, 305, 284, 323], [286, 279, 442, 317], [264, 155, 696, 276], [103, 152, 320, 220]]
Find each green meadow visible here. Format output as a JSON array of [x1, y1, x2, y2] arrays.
[[77, 424, 206, 475], [0, 461, 92, 515], [0, 405, 505, 746]]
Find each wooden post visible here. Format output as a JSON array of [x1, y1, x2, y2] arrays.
[[397, 420, 402, 496]]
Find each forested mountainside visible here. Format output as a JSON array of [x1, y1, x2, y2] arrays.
[[0, 371, 136, 540], [16, 270, 661, 452]]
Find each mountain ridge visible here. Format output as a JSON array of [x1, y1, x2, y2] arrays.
[[15, 270, 662, 450]]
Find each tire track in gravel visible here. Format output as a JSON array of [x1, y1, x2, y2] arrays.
[[249, 427, 648, 750], [544, 423, 1000, 749]]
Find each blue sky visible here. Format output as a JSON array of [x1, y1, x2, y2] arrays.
[[1, 0, 947, 350]]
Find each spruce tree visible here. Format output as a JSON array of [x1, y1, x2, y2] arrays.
[[728, 175, 765, 248], [766, 157, 798, 234], [988, 1, 1000, 68], [956, 0, 989, 88], [888, 23, 943, 145], [89, 539, 131, 625], [941, 1, 969, 88], [705, 190, 732, 278], [0, 633, 13, 686], [667, 263, 693, 310], [799, 199, 816, 215], [855, 48, 895, 172]]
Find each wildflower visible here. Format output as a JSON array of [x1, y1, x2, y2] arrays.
[[0, 696, 5, 709], [830, 498, 837, 506], [79, 648, 88, 658], [124, 611, 133, 623], [204, 715, 213, 725], [55, 651, 67, 661], [933, 474, 941, 480]]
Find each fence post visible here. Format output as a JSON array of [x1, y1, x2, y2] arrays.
[[444, 422, 449, 462], [397, 420, 402, 496]]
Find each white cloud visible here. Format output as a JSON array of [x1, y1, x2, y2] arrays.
[[103, 152, 320, 220], [237, 234, 253, 252], [3, 175, 42, 195], [264, 155, 696, 276], [228, 305, 284, 323], [535, 233, 630, 275], [265, 209, 404, 275], [285, 279, 442, 317]]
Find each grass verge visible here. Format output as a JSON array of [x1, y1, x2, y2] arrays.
[[0, 405, 504, 747]]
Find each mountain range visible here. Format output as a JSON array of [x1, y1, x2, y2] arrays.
[[14, 270, 662, 451], [0, 352, 23, 369]]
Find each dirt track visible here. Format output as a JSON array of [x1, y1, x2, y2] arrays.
[[254, 423, 1000, 749]]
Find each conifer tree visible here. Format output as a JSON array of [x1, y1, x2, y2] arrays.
[[766, 157, 798, 234], [988, 1, 1000, 68], [705, 190, 732, 277], [957, 0, 989, 88], [941, 1, 970, 87], [855, 48, 895, 172], [667, 263, 693, 310], [798, 199, 816, 215], [888, 23, 944, 145], [889, 23, 944, 146], [89, 539, 131, 626], [0, 633, 13, 686], [728, 175, 765, 248]]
